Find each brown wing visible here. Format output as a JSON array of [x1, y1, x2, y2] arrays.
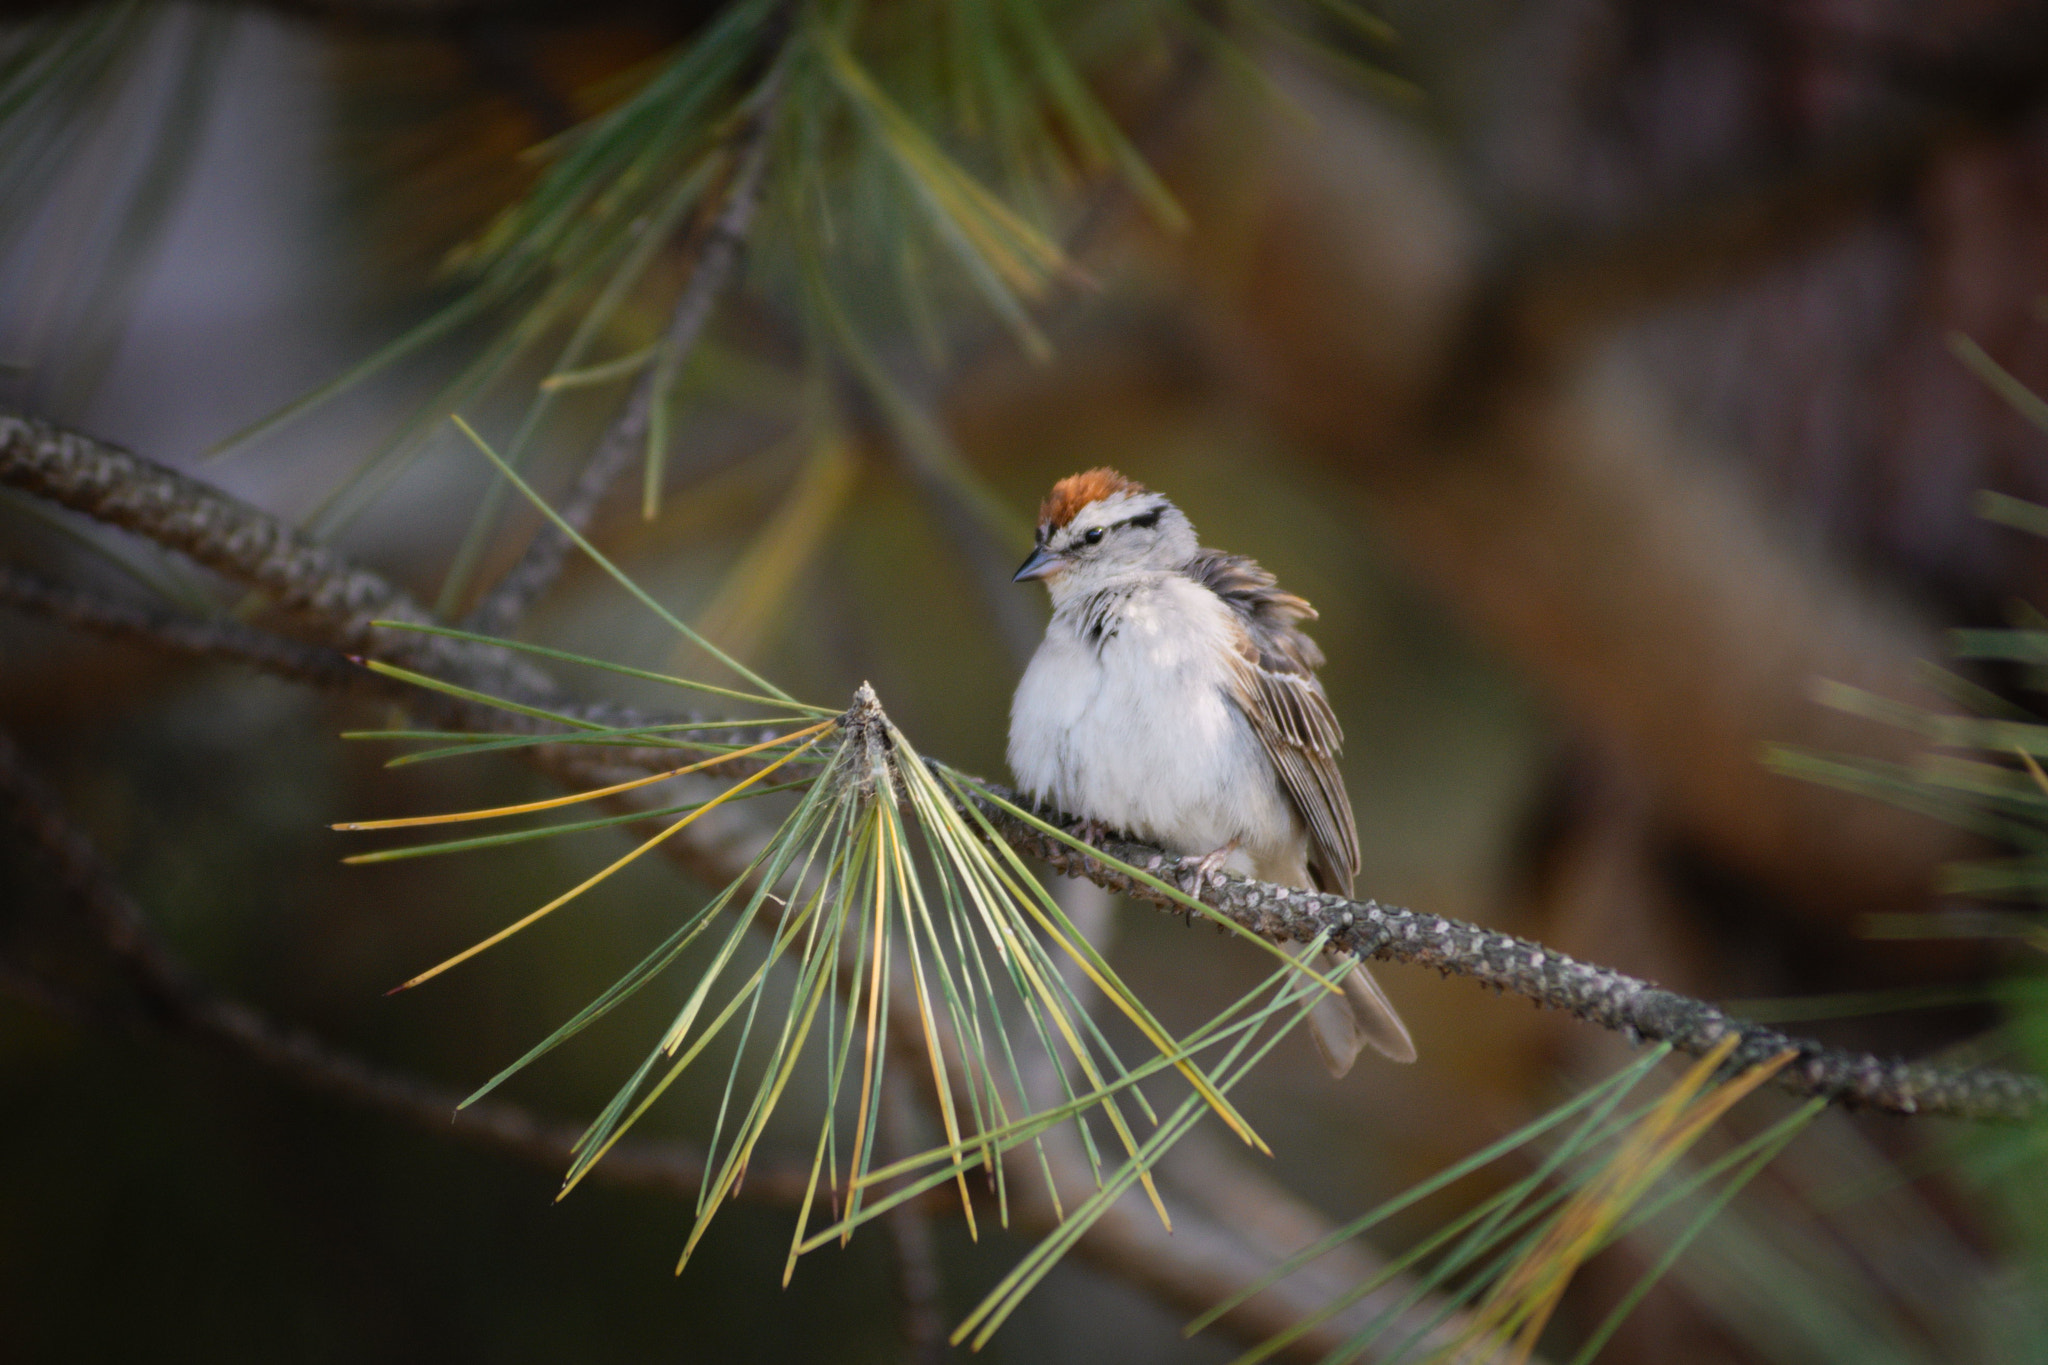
[[1192, 550, 1361, 893]]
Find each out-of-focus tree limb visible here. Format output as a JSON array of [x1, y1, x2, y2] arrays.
[[878, 1070, 950, 1365], [464, 54, 785, 637], [1478, 7, 2048, 365], [0, 727, 814, 1206], [0, 409, 547, 690], [0, 561, 375, 693]]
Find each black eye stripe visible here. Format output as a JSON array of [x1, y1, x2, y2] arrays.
[[1065, 506, 1161, 547]]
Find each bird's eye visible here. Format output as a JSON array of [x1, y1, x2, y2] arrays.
[[1082, 527, 1104, 545]]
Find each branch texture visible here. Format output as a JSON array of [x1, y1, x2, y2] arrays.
[[976, 794, 2046, 1122], [0, 409, 545, 691], [0, 409, 789, 762]]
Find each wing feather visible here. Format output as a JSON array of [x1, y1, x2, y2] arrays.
[[1194, 550, 1360, 892], [1195, 550, 1412, 1064]]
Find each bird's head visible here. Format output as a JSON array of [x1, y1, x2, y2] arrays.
[[1013, 468, 1195, 600]]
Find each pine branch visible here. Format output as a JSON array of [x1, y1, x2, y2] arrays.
[[0, 706, 1487, 1362], [0, 561, 374, 693], [5, 406, 2039, 1127], [973, 791, 2046, 1122], [0, 408, 548, 693], [0, 409, 785, 760]]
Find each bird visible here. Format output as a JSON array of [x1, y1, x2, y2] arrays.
[[1006, 467, 1415, 1073]]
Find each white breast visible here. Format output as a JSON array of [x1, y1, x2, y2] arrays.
[[1007, 576, 1301, 873]]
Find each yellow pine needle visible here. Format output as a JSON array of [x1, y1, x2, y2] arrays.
[[844, 814, 893, 1245], [785, 1121, 840, 1287], [657, 894, 783, 1057], [786, 881, 875, 1288], [652, 850, 834, 1068], [987, 845, 1266, 1156], [334, 720, 833, 831], [1432, 1036, 1796, 1365], [1481, 1074, 1724, 1359], [881, 806, 980, 1240], [678, 934, 844, 1275], [2019, 745, 2048, 796], [386, 732, 830, 993], [539, 343, 658, 391], [968, 890, 1175, 1230], [564, 888, 837, 1208], [1509, 1050, 1793, 1355], [659, 918, 768, 1059], [904, 761, 1182, 1222], [884, 788, 1036, 1203], [924, 762, 1266, 1149]]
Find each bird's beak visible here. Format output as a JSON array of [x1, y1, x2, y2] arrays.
[[1012, 544, 1060, 582]]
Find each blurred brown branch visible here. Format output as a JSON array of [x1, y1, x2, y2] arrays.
[[0, 726, 815, 1206], [878, 1070, 950, 1365], [464, 50, 786, 636], [1474, 8, 2048, 367], [0, 560, 374, 693]]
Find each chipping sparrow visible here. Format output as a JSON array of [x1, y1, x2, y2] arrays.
[[1007, 468, 1416, 1072]]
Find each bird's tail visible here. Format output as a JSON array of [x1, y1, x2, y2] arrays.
[[1307, 950, 1417, 1075]]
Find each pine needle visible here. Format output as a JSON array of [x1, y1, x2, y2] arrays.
[[334, 721, 832, 830], [385, 727, 831, 991], [1421, 1037, 1798, 1365]]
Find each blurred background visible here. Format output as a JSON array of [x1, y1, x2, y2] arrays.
[[5, 0, 2048, 1360]]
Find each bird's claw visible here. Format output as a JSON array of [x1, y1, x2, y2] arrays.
[[1180, 841, 1240, 893], [1068, 818, 1112, 849]]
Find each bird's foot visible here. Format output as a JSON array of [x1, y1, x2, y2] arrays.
[[1068, 817, 1113, 849], [1180, 839, 1241, 893]]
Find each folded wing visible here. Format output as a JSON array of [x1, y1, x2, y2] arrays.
[[1191, 549, 1414, 1067]]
